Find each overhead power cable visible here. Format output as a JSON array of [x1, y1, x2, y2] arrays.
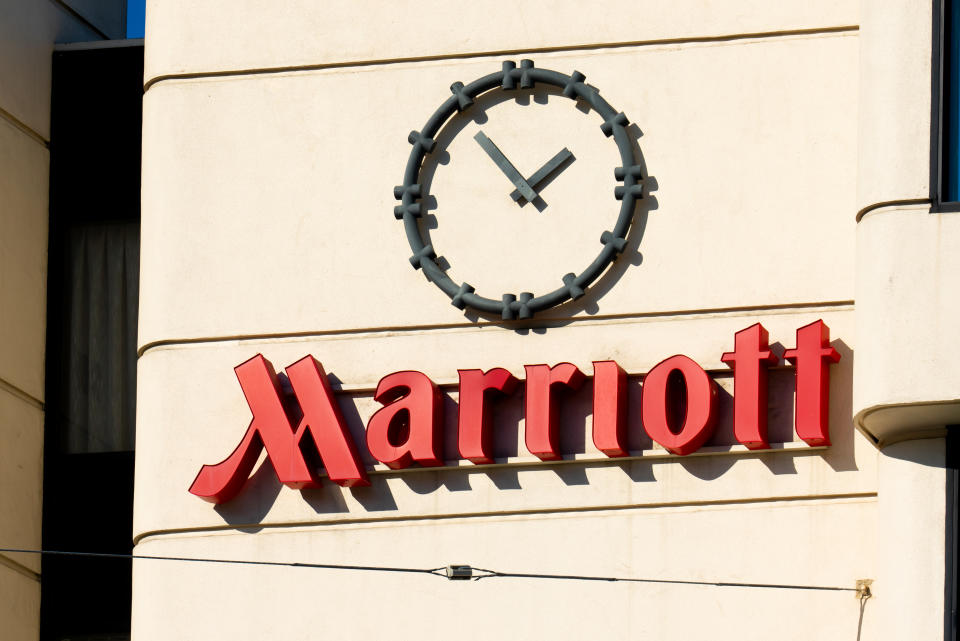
[[468, 567, 857, 591], [0, 547, 861, 592], [0, 547, 445, 578]]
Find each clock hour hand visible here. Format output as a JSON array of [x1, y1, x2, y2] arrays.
[[473, 130, 539, 203], [510, 148, 575, 202]]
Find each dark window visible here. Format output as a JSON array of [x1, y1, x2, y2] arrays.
[[935, 0, 960, 208], [42, 43, 143, 641]]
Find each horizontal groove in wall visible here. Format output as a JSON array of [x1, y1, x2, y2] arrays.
[[856, 198, 932, 222], [0, 105, 49, 148], [143, 363, 802, 397], [278, 364, 800, 397], [0, 376, 43, 410], [143, 25, 859, 92], [134, 491, 876, 546], [0, 552, 40, 582], [137, 299, 855, 358]]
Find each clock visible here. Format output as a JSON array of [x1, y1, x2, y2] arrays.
[[394, 59, 643, 320]]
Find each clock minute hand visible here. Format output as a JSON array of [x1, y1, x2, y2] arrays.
[[473, 131, 539, 203], [510, 148, 574, 202]]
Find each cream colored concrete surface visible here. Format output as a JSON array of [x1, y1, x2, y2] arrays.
[[0, 118, 48, 402], [143, 0, 857, 82], [139, 34, 858, 347], [0, 0, 105, 139], [856, 0, 931, 211], [132, 498, 877, 641], [0, 566, 40, 641], [133, 308, 872, 539], [0, 391, 43, 574], [140, 306, 852, 393], [876, 438, 946, 641], [854, 206, 960, 444]]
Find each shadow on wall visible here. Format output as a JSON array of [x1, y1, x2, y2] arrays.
[[212, 340, 858, 526]]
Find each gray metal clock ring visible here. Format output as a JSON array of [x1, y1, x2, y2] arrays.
[[394, 59, 643, 320]]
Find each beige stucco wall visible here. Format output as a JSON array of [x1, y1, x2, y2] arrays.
[[0, 1, 125, 639], [139, 31, 859, 345], [854, 0, 960, 446], [848, 4, 956, 630], [876, 437, 947, 640], [134, 2, 905, 639]]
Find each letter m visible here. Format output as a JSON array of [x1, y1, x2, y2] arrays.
[[189, 354, 369, 504]]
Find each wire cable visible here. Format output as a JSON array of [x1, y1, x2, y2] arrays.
[[469, 567, 856, 591], [0, 547, 858, 591], [0, 547, 446, 578]]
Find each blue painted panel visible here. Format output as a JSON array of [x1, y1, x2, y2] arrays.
[[126, 0, 145, 39]]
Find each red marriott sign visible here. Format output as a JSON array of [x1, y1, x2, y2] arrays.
[[190, 320, 840, 504]]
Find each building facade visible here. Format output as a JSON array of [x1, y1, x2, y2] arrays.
[[3, 1, 960, 640], [137, 2, 959, 639], [1, 2, 129, 640]]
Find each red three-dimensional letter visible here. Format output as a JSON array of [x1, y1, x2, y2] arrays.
[[783, 320, 840, 446], [366, 371, 443, 469], [189, 354, 369, 504], [457, 368, 519, 464], [524, 363, 586, 461], [721, 323, 779, 449], [641, 355, 718, 455], [592, 361, 629, 457]]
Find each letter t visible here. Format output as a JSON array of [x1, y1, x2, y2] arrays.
[[721, 323, 778, 449], [783, 320, 841, 446]]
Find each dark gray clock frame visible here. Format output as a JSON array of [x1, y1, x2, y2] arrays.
[[395, 59, 642, 320]]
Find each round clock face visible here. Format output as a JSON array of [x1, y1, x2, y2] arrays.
[[394, 59, 643, 320]]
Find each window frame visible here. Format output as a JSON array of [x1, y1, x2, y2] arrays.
[[933, 0, 960, 211]]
